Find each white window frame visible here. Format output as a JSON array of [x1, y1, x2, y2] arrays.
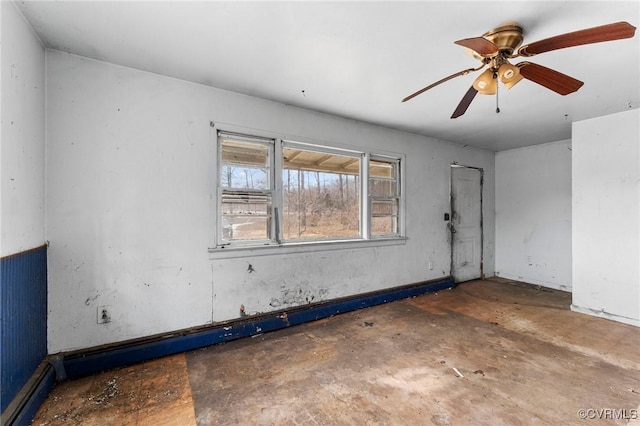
[[209, 125, 406, 256], [369, 155, 403, 239], [281, 140, 364, 243], [216, 131, 276, 248]]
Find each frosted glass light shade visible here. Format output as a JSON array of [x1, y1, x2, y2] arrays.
[[498, 63, 523, 89], [473, 69, 497, 95]]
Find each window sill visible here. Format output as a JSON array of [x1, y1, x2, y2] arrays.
[[208, 237, 408, 260]]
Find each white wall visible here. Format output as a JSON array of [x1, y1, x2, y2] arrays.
[[45, 50, 495, 353], [572, 109, 639, 326], [0, 1, 45, 257], [495, 140, 572, 291]]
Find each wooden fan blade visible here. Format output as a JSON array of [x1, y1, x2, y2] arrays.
[[454, 37, 499, 55], [451, 87, 478, 119], [402, 67, 482, 102], [518, 62, 584, 95], [518, 21, 636, 57]]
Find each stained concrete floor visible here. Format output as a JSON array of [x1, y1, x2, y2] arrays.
[[32, 278, 640, 425]]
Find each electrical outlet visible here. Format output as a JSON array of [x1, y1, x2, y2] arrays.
[[97, 306, 111, 324], [428, 261, 434, 270]]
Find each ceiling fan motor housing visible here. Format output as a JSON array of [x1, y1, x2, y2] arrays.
[[482, 23, 524, 56], [471, 23, 526, 93]]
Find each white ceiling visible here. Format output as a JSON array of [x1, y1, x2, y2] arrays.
[[16, 1, 639, 151]]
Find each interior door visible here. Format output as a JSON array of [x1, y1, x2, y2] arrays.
[[450, 166, 483, 283]]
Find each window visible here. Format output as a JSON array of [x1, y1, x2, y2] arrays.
[[215, 130, 403, 248], [218, 132, 274, 244], [369, 157, 400, 237], [283, 143, 361, 241]]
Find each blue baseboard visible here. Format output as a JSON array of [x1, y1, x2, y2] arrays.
[[62, 276, 454, 380], [1, 362, 56, 426], [10, 366, 56, 426], [8, 276, 453, 425]]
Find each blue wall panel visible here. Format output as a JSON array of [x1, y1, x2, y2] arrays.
[[1, 245, 48, 413]]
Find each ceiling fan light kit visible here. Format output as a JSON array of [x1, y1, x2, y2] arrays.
[[497, 63, 522, 89], [472, 69, 497, 95], [403, 21, 637, 118]]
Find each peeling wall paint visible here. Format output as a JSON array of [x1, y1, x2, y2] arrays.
[[45, 51, 495, 353], [268, 280, 329, 308]]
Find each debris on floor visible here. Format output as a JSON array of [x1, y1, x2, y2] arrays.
[[452, 367, 464, 378]]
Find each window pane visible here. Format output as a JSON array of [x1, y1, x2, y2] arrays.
[[372, 216, 398, 236], [282, 147, 360, 240], [370, 159, 396, 179], [220, 138, 270, 190], [372, 199, 398, 236], [370, 157, 400, 237], [369, 179, 397, 197], [369, 159, 398, 197], [221, 193, 271, 241], [222, 216, 270, 241], [372, 199, 398, 216], [221, 194, 270, 215]]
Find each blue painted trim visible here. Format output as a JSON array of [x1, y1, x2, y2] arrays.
[[9, 366, 56, 426], [62, 277, 453, 380]]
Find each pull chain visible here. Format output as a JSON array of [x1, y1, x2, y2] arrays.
[[495, 72, 500, 113]]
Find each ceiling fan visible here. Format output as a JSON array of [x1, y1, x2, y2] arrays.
[[402, 21, 636, 118]]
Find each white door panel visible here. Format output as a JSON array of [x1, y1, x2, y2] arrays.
[[451, 166, 482, 283]]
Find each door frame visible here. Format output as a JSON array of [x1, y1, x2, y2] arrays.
[[450, 163, 484, 281]]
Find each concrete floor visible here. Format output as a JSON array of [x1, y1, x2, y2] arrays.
[[32, 278, 640, 425]]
